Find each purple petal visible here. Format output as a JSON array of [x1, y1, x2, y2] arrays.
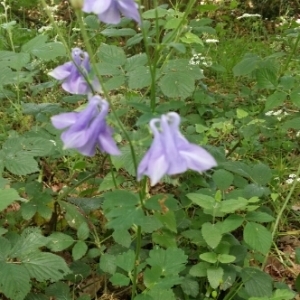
[[98, 4, 121, 24], [118, 0, 141, 24], [51, 112, 78, 129], [48, 62, 73, 80]]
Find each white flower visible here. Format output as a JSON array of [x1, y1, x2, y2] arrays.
[[38, 26, 53, 33], [286, 178, 294, 184], [265, 111, 274, 116], [289, 174, 297, 178], [237, 13, 261, 20], [296, 131, 300, 137], [273, 109, 283, 116], [296, 19, 300, 24], [205, 39, 219, 44]]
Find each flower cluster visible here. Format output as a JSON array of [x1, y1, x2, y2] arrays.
[[49, 1, 216, 185]]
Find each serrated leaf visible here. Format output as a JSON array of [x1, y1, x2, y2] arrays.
[[186, 193, 216, 210], [251, 163, 272, 185], [212, 169, 234, 190], [220, 215, 244, 233], [77, 222, 90, 241], [199, 252, 218, 263], [0, 188, 20, 211], [154, 211, 177, 233], [47, 232, 74, 252], [101, 28, 136, 37], [128, 66, 152, 89], [103, 75, 126, 91], [202, 222, 222, 249], [5, 152, 39, 175], [189, 262, 210, 277], [21, 138, 54, 156], [220, 198, 248, 213], [110, 273, 130, 286], [99, 253, 116, 274], [32, 42, 66, 61], [45, 282, 72, 300], [148, 289, 176, 300], [112, 229, 131, 247], [218, 254, 236, 263], [72, 241, 88, 260], [116, 250, 135, 272], [207, 266, 223, 289], [22, 35, 48, 53], [180, 277, 199, 297], [22, 252, 71, 281], [265, 91, 286, 111], [256, 68, 277, 89], [152, 230, 177, 248], [58, 201, 87, 229], [241, 267, 272, 297], [233, 54, 260, 76], [125, 53, 148, 72], [98, 43, 126, 66], [244, 222, 272, 255], [0, 236, 11, 260], [0, 262, 31, 300], [245, 211, 274, 223]]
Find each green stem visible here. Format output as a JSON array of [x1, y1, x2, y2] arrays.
[[131, 225, 142, 299], [108, 155, 118, 189], [262, 162, 300, 269]]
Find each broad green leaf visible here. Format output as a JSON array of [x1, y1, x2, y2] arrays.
[[128, 66, 152, 89], [140, 215, 163, 233], [98, 43, 126, 66], [147, 289, 176, 300], [72, 241, 88, 260], [116, 250, 135, 272], [186, 193, 216, 210], [142, 7, 168, 19], [290, 87, 300, 107], [22, 252, 71, 281], [164, 18, 182, 29], [180, 32, 203, 45], [152, 230, 177, 248], [101, 28, 136, 37], [0, 236, 11, 260], [66, 197, 104, 214], [241, 267, 272, 297], [221, 265, 237, 290], [233, 54, 261, 76], [212, 169, 234, 190], [112, 229, 131, 247], [58, 201, 87, 229], [99, 173, 125, 192], [110, 273, 130, 286], [77, 222, 90, 241], [201, 222, 222, 249], [45, 282, 72, 300], [272, 289, 296, 299], [244, 222, 272, 255], [21, 35, 48, 53], [32, 42, 66, 60], [5, 152, 39, 175], [220, 198, 248, 213], [0, 262, 31, 300], [199, 252, 218, 263], [283, 117, 300, 130], [255, 68, 277, 89], [0, 51, 30, 70], [103, 75, 126, 91], [146, 248, 187, 275], [251, 163, 272, 185], [220, 215, 244, 233], [265, 91, 286, 111], [189, 262, 210, 277], [21, 138, 54, 156], [99, 253, 116, 274], [207, 266, 224, 289], [180, 277, 199, 297], [154, 211, 177, 233], [0, 188, 20, 211], [125, 53, 148, 72], [25, 293, 48, 300], [245, 211, 274, 223], [47, 232, 74, 251], [218, 254, 236, 263]]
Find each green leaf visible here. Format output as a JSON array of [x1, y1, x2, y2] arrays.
[[295, 247, 300, 264], [21, 35, 48, 53], [180, 277, 199, 297], [77, 222, 90, 241], [244, 222, 272, 255], [101, 28, 136, 37], [116, 250, 135, 273], [180, 32, 203, 45], [152, 230, 177, 248], [220, 215, 244, 233], [0, 188, 20, 211], [0, 236, 11, 260], [45, 282, 72, 300], [22, 252, 71, 281], [20, 138, 54, 156], [283, 117, 300, 130], [72, 241, 88, 260], [220, 198, 248, 213], [233, 54, 260, 76], [154, 211, 177, 233], [245, 211, 274, 223], [140, 215, 163, 233], [218, 254, 236, 263], [0, 51, 30, 70], [295, 274, 300, 293], [199, 252, 218, 263], [189, 262, 210, 277], [272, 289, 296, 300], [142, 7, 168, 19], [186, 193, 216, 210], [0, 262, 31, 300], [112, 229, 131, 247], [202, 222, 222, 249], [32, 42, 66, 61], [212, 169, 234, 190], [148, 289, 176, 300], [265, 91, 286, 111], [128, 66, 152, 89], [99, 253, 116, 274], [110, 273, 130, 286], [207, 266, 223, 289], [146, 248, 187, 275], [98, 43, 126, 66], [256, 68, 277, 89], [5, 152, 39, 175], [241, 267, 272, 297], [47, 232, 74, 251], [58, 201, 87, 229], [251, 163, 272, 185]]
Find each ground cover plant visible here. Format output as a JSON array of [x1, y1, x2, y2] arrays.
[[0, 0, 300, 299]]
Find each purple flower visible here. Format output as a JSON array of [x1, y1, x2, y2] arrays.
[[51, 95, 120, 156], [83, 0, 141, 24], [138, 112, 217, 186], [48, 48, 101, 95]]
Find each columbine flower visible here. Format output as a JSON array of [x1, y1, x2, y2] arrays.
[[137, 112, 217, 186], [51, 95, 120, 156], [48, 48, 101, 95], [83, 0, 141, 24]]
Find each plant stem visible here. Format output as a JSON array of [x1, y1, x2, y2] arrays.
[[131, 225, 142, 299]]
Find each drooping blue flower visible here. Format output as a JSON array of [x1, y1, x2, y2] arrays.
[[138, 112, 217, 186], [51, 95, 120, 156], [48, 48, 101, 95], [83, 0, 141, 24]]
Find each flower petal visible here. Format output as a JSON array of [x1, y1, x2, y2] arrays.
[[48, 62, 73, 80], [51, 112, 78, 129]]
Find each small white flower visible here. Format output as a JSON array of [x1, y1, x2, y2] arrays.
[[296, 19, 300, 24], [205, 39, 219, 44], [38, 26, 53, 33], [273, 109, 283, 116], [265, 111, 274, 116], [286, 178, 294, 184], [297, 131, 300, 137], [289, 174, 297, 178], [237, 13, 261, 20], [297, 178, 300, 182], [72, 28, 81, 32]]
